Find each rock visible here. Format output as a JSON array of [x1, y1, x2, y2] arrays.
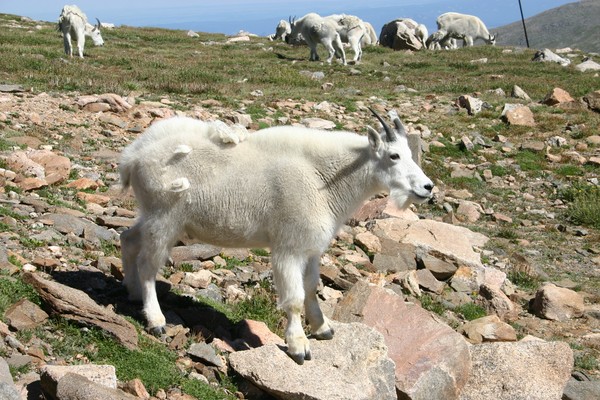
[[532, 48, 571, 66], [458, 95, 484, 115], [502, 104, 535, 126], [456, 201, 482, 222], [182, 270, 213, 289], [583, 90, 600, 112], [23, 273, 138, 349], [354, 231, 381, 254], [187, 342, 223, 368], [372, 239, 418, 273], [121, 378, 150, 399], [418, 253, 458, 280], [562, 377, 600, 400], [415, 268, 445, 294], [4, 298, 49, 331], [0, 358, 19, 400], [229, 321, 396, 400], [459, 315, 517, 344], [300, 117, 336, 130], [379, 19, 423, 51], [575, 59, 600, 72], [511, 85, 531, 101], [477, 284, 518, 321], [334, 281, 471, 399], [187, 30, 199, 38], [542, 87, 574, 106], [530, 283, 585, 321], [234, 319, 285, 349], [40, 364, 118, 399], [459, 340, 573, 400], [55, 373, 138, 400], [373, 218, 488, 270]]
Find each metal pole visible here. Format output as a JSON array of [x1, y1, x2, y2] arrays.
[[518, 0, 530, 47]]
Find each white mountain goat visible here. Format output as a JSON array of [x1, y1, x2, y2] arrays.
[[271, 19, 291, 41], [287, 13, 346, 65], [118, 110, 434, 364], [431, 12, 496, 47], [361, 21, 378, 46], [415, 24, 429, 49], [324, 14, 366, 63], [57, 5, 104, 58]]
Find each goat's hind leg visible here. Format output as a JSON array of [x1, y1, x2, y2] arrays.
[[304, 255, 334, 340], [120, 222, 143, 302]]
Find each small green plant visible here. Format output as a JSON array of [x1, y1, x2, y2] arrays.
[[230, 283, 285, 335], [419, 294, 446, 315], [575, 352, 599, 371], [496, 227, 518, 240], [100, 240, 120, 257], [507, 270, 541, 291], [455, 303, 487, 321], [19, 236, 45, 249], [179, 263, 195, 273], [560, 184, 600, 229], [514, 150, 546, 173], [0, 277, 40, 315], [250, 248, 270, 257]]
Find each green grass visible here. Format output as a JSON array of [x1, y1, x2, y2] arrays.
[[419, 294, 446, 315], [37, 319, 236, 398], [0, 276, 41, 315], [507, 270, 542, 291], [559, 183, 600, 229], [455, 303, 487, 321]]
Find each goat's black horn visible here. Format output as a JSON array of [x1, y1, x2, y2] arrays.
[[96, 18, 101, 28], [368, 107, 396, 142]]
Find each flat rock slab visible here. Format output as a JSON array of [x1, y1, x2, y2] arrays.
[[229, 322, 396, 400], [459, 340, 573, 400], [23, 273, 138, 349]]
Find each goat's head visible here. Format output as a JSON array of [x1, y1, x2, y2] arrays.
[[366, 107, 434, 209], [90, 18, 104, 46], [285, 15, 302, 45], [488, 33, 497, 46]]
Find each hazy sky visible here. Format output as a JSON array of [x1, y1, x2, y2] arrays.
[[1, 0, 579, 36]]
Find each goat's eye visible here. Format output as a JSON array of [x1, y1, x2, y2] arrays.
[[390, 153, 400, 160]]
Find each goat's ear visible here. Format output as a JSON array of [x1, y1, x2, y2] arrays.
[[367, 126, 382, 152]]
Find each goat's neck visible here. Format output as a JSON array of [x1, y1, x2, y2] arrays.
[[318, 148, 382, 220]]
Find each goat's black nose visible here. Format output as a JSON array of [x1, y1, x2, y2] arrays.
[[424, 183, 434, 191]]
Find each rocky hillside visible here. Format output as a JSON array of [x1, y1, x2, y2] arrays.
[[0, 12, 599, 400], [494, 0, 600, 53]]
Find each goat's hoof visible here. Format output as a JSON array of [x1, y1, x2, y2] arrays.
[[288, 349, 311, 365], [313, 327, 334, 340], [147, 325, 166, 337]]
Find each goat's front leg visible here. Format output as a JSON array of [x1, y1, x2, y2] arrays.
[[304, 255, 334, 340], [272, 253, 311, 364]]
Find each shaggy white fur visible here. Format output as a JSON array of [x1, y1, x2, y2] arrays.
[[119, 114, 433, 364]]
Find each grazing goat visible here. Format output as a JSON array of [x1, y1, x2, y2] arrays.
[[324, 14, 366, 63], [432, 12, 495, 47], [57, 5, 104, 58], [415, 24, 429, 49], [271, 19, 291, 41], [119, 110, 434, 364], [362, 21, 378, 46], [287, 13, 346, 65]]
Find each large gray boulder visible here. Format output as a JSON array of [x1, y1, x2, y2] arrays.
[[229, 321, 396, 400], [334, 281, 471, 399], [379, 18, 423, 51], [459, 339, 573, 400]]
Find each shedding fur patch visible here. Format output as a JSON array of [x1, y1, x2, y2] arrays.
[[210, 120, 248, 144], [167, 177, 190, 192], [173, 144, 192, 155]]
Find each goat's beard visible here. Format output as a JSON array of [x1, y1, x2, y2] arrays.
[[389, 190, 411, 210]]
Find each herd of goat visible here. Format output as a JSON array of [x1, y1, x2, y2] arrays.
[[57, 4, 496, 61]]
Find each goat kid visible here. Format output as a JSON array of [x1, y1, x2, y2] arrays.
[[119, 110, 434, 364]]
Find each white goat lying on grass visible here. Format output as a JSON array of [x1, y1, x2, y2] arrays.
[[119, 110, 434, 364], [57, 4, 104, 58]]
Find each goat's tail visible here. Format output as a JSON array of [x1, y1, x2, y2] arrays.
[[118, 155, 134, 193]]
